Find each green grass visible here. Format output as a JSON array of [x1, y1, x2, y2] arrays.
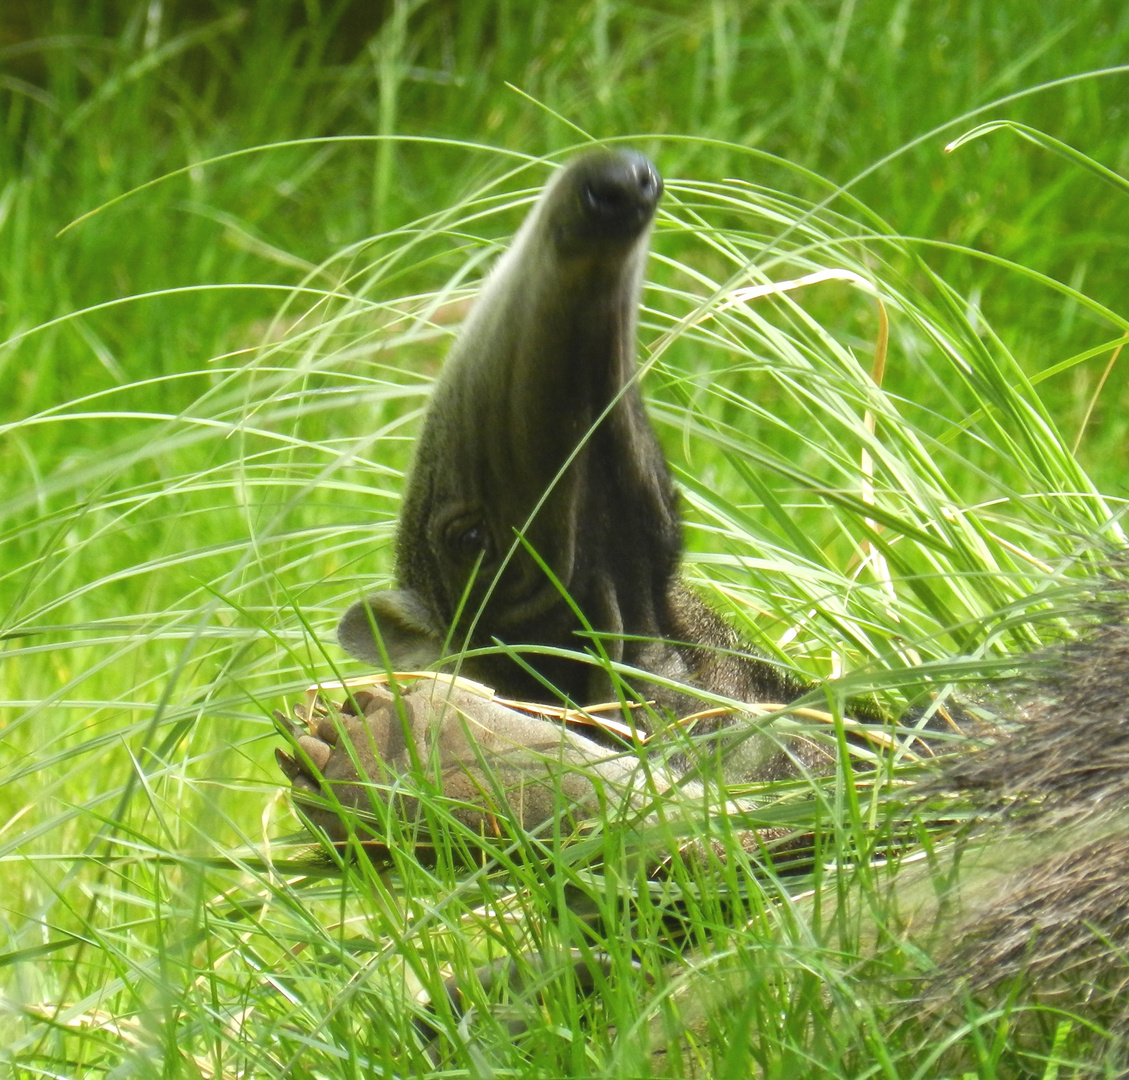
[[2, 2, 1129, 1076]]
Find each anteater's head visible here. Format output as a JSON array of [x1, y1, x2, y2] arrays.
[[339, 149, 680, 701]]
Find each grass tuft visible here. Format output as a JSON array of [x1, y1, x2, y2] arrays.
[[3, 2, 1129, 1076]]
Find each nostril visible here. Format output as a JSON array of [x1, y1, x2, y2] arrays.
[[563, 151, 662, 245], [582, 177, 633, 218], [581, 162, 661, 225], [632, 160, 661, 202]]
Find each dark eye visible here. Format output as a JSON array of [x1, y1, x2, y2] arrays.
[[445, 520, 490, 562]]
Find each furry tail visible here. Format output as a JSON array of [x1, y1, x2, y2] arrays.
[[914, 595, 1129, 1031]]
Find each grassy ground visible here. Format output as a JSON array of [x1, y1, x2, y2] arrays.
[[2, 2, 1129, 1076]]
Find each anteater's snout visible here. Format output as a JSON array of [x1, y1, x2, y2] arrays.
[[576, 150, 663, 241]]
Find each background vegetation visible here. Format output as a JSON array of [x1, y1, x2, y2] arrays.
[[2, 1, 1128, 1076]]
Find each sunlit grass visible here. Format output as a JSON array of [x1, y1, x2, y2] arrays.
[[3, 2, 1129, 1077]]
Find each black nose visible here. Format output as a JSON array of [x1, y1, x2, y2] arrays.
[[577, 151, 663, 239]]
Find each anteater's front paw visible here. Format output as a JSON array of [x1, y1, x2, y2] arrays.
[[275, 677, 655, 851]]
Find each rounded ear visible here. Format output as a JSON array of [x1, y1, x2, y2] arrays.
[[336, 590, 443, 670]]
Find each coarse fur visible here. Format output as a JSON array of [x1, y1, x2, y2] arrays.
[[924, 602, 1129, 1025]]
